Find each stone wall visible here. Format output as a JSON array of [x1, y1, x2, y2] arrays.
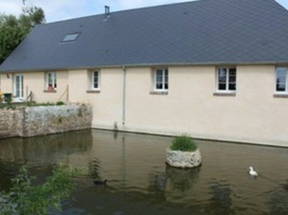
[[0, 108, 23, 138], [0, 104, 92, 138]]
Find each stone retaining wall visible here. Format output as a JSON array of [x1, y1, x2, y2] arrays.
[[0, 104, 92, 138]]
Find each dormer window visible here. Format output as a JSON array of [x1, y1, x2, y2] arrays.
[[62, 33, 80, 42]]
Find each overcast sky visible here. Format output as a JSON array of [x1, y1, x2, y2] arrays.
[[0, 0, 287, 23]]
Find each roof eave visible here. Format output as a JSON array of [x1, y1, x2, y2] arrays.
[[1, 60, 288, 73]]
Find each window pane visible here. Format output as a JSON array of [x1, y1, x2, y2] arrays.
[[48, 73, 53, 87], [53, 72, 57, 88], [229, 83, 236, 91], [156, 83, 163, 89], [156, 70, 163, 82], [156, 70, 163, 89], [63, 33, 80, 42], [46, 72, 57, 89], [276, 68, 287, 92], [229, 68, 236, 82], [164, 69, 168, 90], [93, 72, 98, 89], [218, 68, 227, 90], [218, 83, 226, 90], [16, 76, 20, 97], [228, 68, 236, 90], [20, 76, 24, 97]]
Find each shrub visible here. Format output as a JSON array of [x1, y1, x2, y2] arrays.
[[56, 101, 65, 106], [170, 136, 198, 152], [26, 101, 37, 106], [3, 93, 12, 104], [0, 166, 76, 215]]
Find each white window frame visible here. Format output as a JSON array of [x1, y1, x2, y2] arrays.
[[45, 72, 57, 90], [13, 74, 24, 98], [62, 33, 80, 42], [153, 68, 168, 92], [90, 70, 100, 90], [275, 67, 288, 94], [216, 67, 237, 93]]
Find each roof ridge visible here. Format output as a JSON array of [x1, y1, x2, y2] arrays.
[[41, 0, 203, 26]]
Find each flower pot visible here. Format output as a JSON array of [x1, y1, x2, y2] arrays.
[[166, 149, 202, 168]]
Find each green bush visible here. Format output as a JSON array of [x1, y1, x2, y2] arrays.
[[170, 136, 198, 152], [56, 101, 65, 106], [0, 166, 76, 215]]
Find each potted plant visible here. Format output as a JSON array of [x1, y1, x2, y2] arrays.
[[166, 136, 202, 168]]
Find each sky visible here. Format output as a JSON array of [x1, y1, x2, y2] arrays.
[[0, 0, 287, 23]]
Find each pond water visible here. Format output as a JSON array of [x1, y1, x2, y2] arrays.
[[0, 129, 288, 215]]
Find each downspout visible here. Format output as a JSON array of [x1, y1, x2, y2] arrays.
[[122, 65, 127, 126]]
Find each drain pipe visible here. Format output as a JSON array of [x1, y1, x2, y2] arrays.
[[122, 65, 127, 126]]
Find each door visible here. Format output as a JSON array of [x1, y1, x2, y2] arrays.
[[14, 74, 24, 98]]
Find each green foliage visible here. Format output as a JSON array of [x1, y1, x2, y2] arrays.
[[26, 101, 37, 106], [170, 136, 198, 152], [0, 102, 67, 109], [0, 166, 75, 215], [0, 103, 16, 110], [26, 102, 53, 107], [3, 93, 12, 104], [0, 3, 45, 64], [56, 101, 65, 106]]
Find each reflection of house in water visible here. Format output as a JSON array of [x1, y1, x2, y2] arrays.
[[1, 129, 288, 214], [207, 182, 234, 214], [166, 166, 200, 192], [0, 130, 93, 190], [146, 165, 201, 204], [0, 130, 93, 165], [268, 185, 288, 214]]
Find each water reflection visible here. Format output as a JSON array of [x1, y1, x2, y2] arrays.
[[0, 129, 288, 215], [0, 130, 92, 165], [88, 158, 102, 179], [268, 187, 288, 215], [146, 165, 201, 205], [165, 165, 200, 192], [0, 130, 92, 190], [282, 180, 288, 191], [0, 161, 22, 190], [208, 182, 234, 214]]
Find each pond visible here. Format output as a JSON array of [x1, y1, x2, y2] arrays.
[[0, 129, 288, 215]]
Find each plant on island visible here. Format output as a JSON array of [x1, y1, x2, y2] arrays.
[[170, 136, 198, 152]]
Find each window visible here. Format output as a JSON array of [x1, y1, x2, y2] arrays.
[[62, 33, 80, 42], [276, 67, 288, 93], [154, 68, 168, 91], [14, 74, 24, 98], [45, 72, 57, 90], [90, 71, 100, 90], [217, 67, 236, 92]]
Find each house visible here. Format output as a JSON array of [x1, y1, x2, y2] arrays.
[[0, 0, 288, 146]]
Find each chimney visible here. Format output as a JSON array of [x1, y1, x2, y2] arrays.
[[105, 6, 110, 17]]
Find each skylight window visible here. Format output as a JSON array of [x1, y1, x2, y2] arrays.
[[62, 33, 80, 42]]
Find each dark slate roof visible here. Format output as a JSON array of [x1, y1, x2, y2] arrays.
[[1, 0, 288, 72]]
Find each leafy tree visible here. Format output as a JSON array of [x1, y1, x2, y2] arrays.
[[0, 3, 45, 64], [0, 166, 76, 215]]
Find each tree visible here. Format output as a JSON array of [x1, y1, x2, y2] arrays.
[[0, 3, 45, 64]]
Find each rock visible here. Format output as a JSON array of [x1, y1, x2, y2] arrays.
[[166, 148, 202, 168]]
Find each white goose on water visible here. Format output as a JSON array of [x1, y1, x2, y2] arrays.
[[248, 166, 258, 177]]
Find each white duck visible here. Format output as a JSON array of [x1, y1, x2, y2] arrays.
[[248, 166, 258, 177]]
